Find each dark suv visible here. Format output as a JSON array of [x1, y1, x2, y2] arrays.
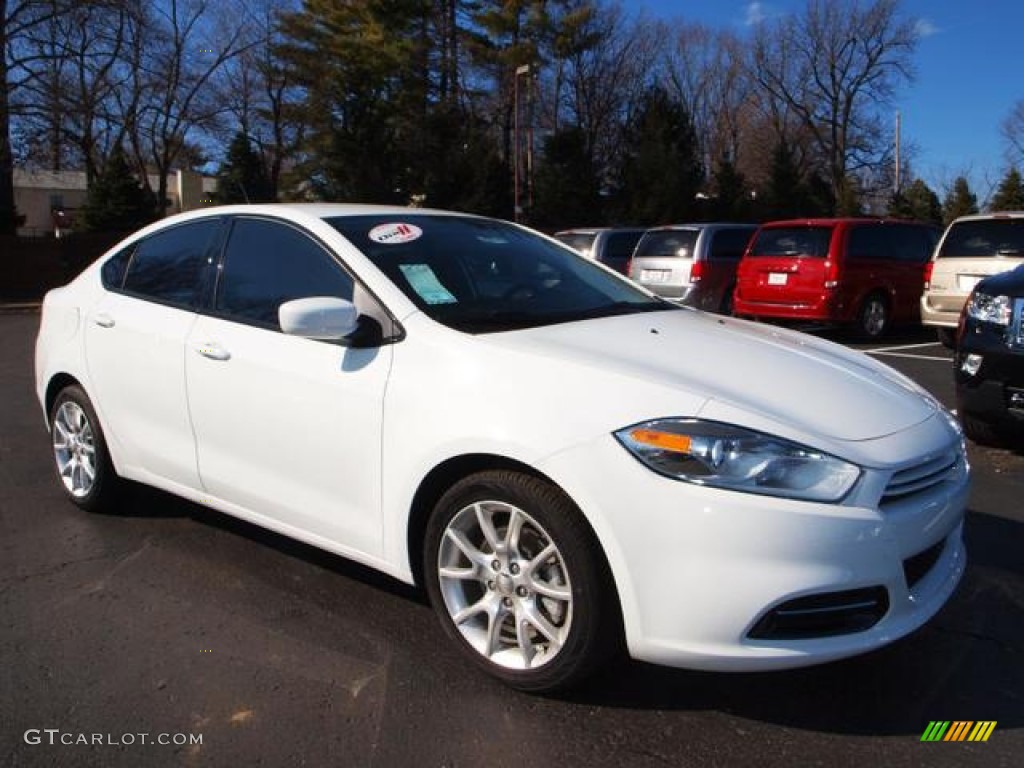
[[955, 264, 1024, 444]]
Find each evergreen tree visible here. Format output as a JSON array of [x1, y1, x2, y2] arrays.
[[80, 149, 157, 232], [888, 178, 941, 224], [216, 132, 275, 204], [989, 167, 1024, 211], [610, 87, 704, 225], [761, 141, 833, 219], [942, 176, 979, 225], [709, 158, 751, 221], [532, 127, 603, 230]]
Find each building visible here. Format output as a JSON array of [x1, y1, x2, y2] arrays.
[[14, 168, 217, 237]]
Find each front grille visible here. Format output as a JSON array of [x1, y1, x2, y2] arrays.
[[903, 539, 945, 590], [747, 587, 889, 640], [881, 451, 959, 506]]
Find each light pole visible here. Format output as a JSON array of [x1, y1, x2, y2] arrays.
[[513, 64, 531, 222]]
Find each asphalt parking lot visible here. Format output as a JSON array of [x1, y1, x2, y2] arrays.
[[2, 311, 1021, 767]]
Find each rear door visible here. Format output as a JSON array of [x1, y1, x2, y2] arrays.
[[737, 225, 834, 305], [629, 228, 699, 299]]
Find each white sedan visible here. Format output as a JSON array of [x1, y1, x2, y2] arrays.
[[35, 204, 969, 691]]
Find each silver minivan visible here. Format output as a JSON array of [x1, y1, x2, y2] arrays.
[[921, 212, 1024, 345], [628, 223, 756, 313]]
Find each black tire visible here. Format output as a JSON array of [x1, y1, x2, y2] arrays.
[[423, 470, 619, 692], [719, 284, 736, 316], [937, 327, 956, 349], [857, 293, 890, 339], [958, 410, 1008, 447], [49, 385, 120, 512]]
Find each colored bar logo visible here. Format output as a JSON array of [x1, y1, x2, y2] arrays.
[[921, 721, 997, 742]]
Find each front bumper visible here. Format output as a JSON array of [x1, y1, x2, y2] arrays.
[[538, 418, 969, 671], [956, 321, 1024, 424]]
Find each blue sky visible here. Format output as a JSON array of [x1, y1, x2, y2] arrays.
[[625, 0, 1023, 202]]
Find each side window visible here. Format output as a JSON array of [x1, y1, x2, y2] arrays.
[[101, 244, 135, 290], [217, 218, 355, 330], [604, 232, 641, 262], [847, 225, 887, 261], [896, 225, 934, 263], [122, 219, 220, 308], [710, 228, 754, 260]]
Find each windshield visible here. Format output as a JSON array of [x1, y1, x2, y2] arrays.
[[750, 226, 833, 258], [939, 219, 1024, 258], [326, 215, 672, 333], [634, 229, 699, 259]]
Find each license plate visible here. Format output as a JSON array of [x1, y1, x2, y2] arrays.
[[768, 272, 788, 286], [957, 274, 982, 292], [641, 269, 670, 283]]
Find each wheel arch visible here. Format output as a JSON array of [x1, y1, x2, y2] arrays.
[[44, 372, 84, 427]]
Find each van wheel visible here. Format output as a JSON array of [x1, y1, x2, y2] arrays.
[[719, 285, 736, 316], [937, 328, 956, 348], [857, 294, 890, 339]]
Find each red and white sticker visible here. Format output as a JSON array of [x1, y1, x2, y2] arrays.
[[368, 222, 422, 244]]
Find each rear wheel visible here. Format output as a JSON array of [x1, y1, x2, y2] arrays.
[[424, 470, 619, 692], [857, 293, 890, 339], [719, 284, 736, 316], [49, 385, 120, 511], [937, 327, 956, 348]]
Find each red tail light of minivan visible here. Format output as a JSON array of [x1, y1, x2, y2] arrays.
[[923, 260, 934, 291], [823, 259, 840, 289]]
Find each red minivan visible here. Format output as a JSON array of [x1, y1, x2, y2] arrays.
[[733, 218, 939, 338]]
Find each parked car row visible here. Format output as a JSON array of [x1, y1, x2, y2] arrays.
[[559, 213, 1024, 342]]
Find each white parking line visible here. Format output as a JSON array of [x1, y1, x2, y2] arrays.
[[861, 341, 945, 354], [867, 351, 951, 362]]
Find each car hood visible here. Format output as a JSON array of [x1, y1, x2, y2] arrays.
[[480, 309, 937, 443]]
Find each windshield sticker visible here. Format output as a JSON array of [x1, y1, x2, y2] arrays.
[[369, 222, 422, 244], [398, 263, 457, 305]]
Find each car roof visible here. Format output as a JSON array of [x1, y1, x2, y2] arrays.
[[646, 222, 756, 232], [155, 203, 481, 228], [949, 211, 1024, 223], [758, 217, 930, 228]]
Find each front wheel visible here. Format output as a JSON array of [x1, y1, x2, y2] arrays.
[[857, 294, 890, 339], [424, 471, 619, 692], [49, 385, 120, 511]]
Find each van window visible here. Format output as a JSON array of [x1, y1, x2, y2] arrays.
[[710, 228, 754, 260], [604, 231, 643, 261], [938, 218, 1024, 258], [750, 227, 832, 258], [635, 229, 699, 258], [847, 224, 889, 261]]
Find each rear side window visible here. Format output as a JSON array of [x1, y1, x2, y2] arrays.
[[101, 245, 134, 290], [847, 224, 890, 261], [939, 219, 1024, 258], [750, 226, 833, 258], [603, 231, 643, 261], [216, 218, 355, 330], [709, 228, 754, 260], [122, 219, 220, 308], [635, 230, 699, 259]]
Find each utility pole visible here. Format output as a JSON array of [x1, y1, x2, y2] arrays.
[[513, 64, 531, 223], [894, 111, 901, 196]]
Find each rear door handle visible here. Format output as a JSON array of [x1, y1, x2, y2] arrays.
[[94, 313, 115, 328], [195, 342, 231, 361]]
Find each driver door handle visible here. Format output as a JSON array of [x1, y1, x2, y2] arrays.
[[195, 342, 231, 362], [93, 313, 115, 328]]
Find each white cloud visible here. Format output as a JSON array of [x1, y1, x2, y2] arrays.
[[745, 2, 768, 26], [914, 18, 940, 38]]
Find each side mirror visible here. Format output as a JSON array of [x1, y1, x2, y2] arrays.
[[279, 297, 359, 340]]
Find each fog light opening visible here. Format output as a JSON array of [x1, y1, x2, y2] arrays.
[[961, 353, 983, 376]]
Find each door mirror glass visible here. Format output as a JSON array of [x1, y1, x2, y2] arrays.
[[279, 297, 359, 340]]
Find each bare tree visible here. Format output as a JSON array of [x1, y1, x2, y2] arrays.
[[1001, 99, 1024, 167], [750, 0, 917, 212]]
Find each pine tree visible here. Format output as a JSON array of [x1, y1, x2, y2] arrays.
[[80, 149, 157, 232], [610, 87, 704, 225], [989, 167, 1024, 212], [216, 132, 274, 204], [532, 127, 603, 230], [942, 176, 978, 225], [710, 158, 751, 222], [888, 178, 941, 224]]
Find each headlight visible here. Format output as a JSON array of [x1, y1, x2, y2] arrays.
[[615, 419, 861, 502], [966, 291, 1012, 326]]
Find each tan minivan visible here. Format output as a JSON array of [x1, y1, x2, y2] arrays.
[[922, 212, 1024, 346]]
